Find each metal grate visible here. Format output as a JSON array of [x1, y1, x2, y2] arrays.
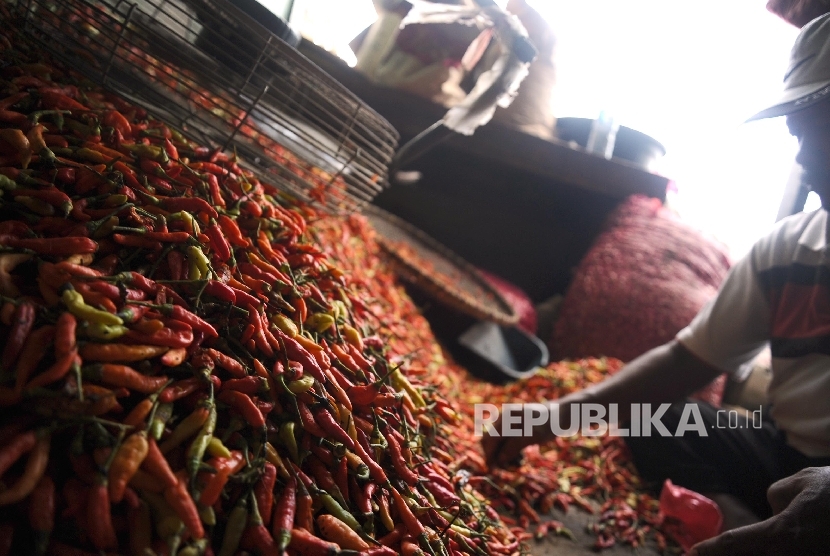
[[14, 0, 399, 213]]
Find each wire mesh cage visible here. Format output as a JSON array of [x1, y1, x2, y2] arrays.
[[13, 0, 399, 213]]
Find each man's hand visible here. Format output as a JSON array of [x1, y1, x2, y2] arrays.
[[691, 467, 830, 555]]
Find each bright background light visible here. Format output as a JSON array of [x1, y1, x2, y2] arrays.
[[291, 0, 808, 259]]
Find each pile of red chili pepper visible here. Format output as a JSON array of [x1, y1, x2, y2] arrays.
[[0, 17, 520, 556]]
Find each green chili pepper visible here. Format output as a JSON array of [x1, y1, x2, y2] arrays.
[[0, 175, 16, 191], [187, 395, 217, 480], [63, 289, 124, 326], [125, 143, 168, 163], [305, 312, 335, 333], [311, 484, 362, 533], [286, 376, 314, 395], [149, 402, 174, 441], [217, 498, 248, 556], [187, 245, 210, 280], [279, 421, 299, 464], [85, 322, 128, 341], [29, 110, 69, 130]]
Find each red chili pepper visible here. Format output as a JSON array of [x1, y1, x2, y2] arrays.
[[6, 236, 98, 255], [358, 482, 376, 517], [164, 470, 205, 539], [199, 451, 245, 507], [141, 438, 178, 489], [238, 262, 281, 285], [204, 173, 226, 208], [230, 286, 259, 307], [14, 325, 56, 395], [1, 301, 35, 371], [24, 350, 79, 391], [203, 280, 236, 304], [0, 110, 27, 127], [295, 399, 327, 439], [117, 271, 158, 295], [124, 326, 194, 349], [162, 304, 218, 338], [217, 214, 249, 247], [241, 498, 280, 556], [255, 462, 277, 524], [271, 475, 296, 551], [386, 431, 420, 487], [205, 222, 232, 262], [245, 306, 274, 358], [163, 138, 178, 160], [306, 455, 340, 497], [277, 330, 325, 382], [86, 475, 118, 550], [102, 109, 132, 137], [334, 456, 350, 505], [167, 249, 185, 281], [330, 343, 362, 375], [221, 376, 265, 395], [308, 443, 334, 467], [347, 380, 385, 407], [351, 429, 388, 485], [294, 479, 314, 532], [0, 430, 36, 478], [159, 377, 205, 403], [85, 280, 121, 301], [123, 397, 154, 429], [218, 389, 265, 428], [82, 363, 169, 394], [389, 486, 425, 538], [39, 90, 88, 111], [312, 406, 355, 449], [55, 261, 102, 279], [10, 188, 72, 214], [112, 233, 163, 249], [241, 200, 262, 218], [379, 524, 405, 547], [288, 527, 341, 556], [108, 431, 149, 503], [202, 347, 246, 378]]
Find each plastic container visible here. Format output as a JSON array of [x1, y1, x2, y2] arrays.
[[452, 321, 549, 384], [584, 111, 619, 159]]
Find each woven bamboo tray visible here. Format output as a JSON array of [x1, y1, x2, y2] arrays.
[[363, 205, 519, 327]]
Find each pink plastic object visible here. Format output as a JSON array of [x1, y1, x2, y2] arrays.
[[659, 479, 723, 552], [478, 269, 537, 335]]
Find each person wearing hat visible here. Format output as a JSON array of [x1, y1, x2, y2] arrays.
[[483, 12, 830, 555]]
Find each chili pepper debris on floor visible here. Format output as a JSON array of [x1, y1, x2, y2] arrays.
[[0, 7, 679, 556]]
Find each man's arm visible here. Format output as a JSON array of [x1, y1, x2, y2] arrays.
[[483, 339, 724, 466]]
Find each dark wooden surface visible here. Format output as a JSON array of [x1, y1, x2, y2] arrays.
[[299, 40, 670, 302]]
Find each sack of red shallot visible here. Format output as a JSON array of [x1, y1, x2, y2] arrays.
[[550, 195, 732, 405]]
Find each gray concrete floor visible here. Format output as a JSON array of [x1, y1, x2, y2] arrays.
[[527, 506, 675, 556]]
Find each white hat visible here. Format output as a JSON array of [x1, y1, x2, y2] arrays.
[[748, 12, 830, 121]]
